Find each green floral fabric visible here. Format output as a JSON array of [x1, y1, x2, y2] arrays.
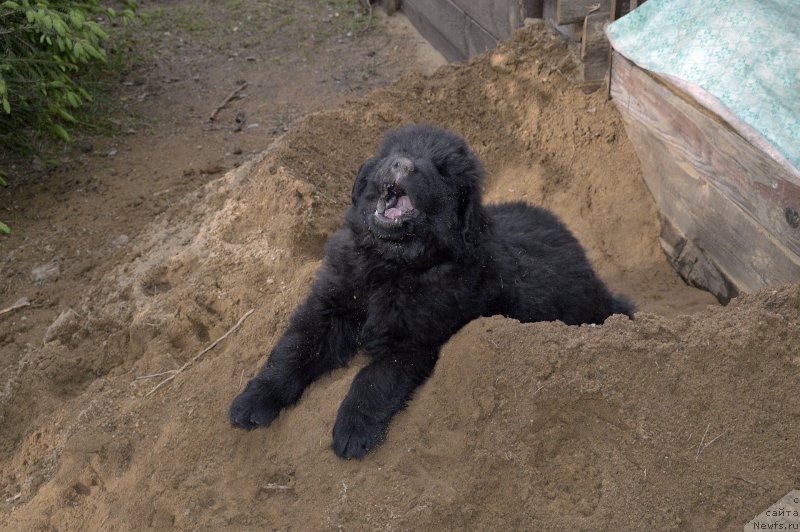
[[607, 0, 800, 174]]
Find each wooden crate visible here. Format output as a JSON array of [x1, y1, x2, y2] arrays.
[[610, 52, 800, 302]]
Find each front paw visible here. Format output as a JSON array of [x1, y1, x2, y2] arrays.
[[332, 406, 389, 459], [229, 379, 284, 429]]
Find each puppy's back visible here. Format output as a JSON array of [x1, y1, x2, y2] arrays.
[[484, 202, 631, 325]]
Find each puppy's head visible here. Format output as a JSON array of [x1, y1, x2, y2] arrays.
[[346, 124, 486, 262]]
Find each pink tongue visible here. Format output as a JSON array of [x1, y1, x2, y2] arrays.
[[384, 207, 403, 219], [384, 195, 413, 220]]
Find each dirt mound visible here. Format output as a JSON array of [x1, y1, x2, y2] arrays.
[[3, 22, 795, 530]]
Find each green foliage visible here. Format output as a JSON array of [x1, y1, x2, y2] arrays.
[[0, 0, 137, 153]]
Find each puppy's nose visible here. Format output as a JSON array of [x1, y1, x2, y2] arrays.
[[387, 156, 414, 182]]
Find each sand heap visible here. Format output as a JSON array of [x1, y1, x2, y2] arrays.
[[2, 22, 797, 530]]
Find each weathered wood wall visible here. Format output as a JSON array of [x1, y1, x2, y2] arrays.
[[611, 53, 800, 301], [400, 0, 542, 62], [399, 0, 626, 85], [556, 0, 610, 25]]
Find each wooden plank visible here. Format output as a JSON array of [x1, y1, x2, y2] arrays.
[[557, 0, 611, 25], [451, 0, 524, 40], [611, 53, 800, 297], [543, 0, 580, 41], [402, 0, 468, 62], [658, 214, 737, 302], [616, 56, 800, 255], [579, 10, 609, 82], [465, 16, 500, 56], [401, 0, 500, 61], [523, 0, 545, 18], [622, 110, 800, 293], [606, 0, 624, 98], [610, 0, 624, 20]]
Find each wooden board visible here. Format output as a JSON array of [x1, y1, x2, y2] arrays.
[[465, 16, 500, 56], [451, 0, 525, 40], [523, 0, 545, 18], [402, 0, 469, 62], [402, 0, 499, 62], [557, 0, 611, 24], [543, 0, 580, 41], [579, 10, 609, 82], [658, 214, 737, 302], [611, 52, 800, 298]]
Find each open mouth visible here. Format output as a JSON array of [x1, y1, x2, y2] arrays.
[[374, 184, 417, 224]]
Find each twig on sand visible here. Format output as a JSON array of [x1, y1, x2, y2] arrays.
[[703, 433, 723, 450], [734, 476, 757, 486], [695, 424, 723, 461], [0, 297, 30, 317], [144, 309, 255, 397], [261, 483, 291, 491], [209, 82, 248, 121], [695, 423, 710, 461], [135, 369, 180, 381]]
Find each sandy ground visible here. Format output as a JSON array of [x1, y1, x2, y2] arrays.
[[1, 4, 798, 531]]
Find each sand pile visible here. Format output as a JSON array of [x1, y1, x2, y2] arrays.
[[2, 22, 796, 530]]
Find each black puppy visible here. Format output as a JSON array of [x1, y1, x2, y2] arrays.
[[230, 124, 633, 458]]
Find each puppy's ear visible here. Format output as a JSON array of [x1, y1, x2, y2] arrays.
[[457, 182, 486, 249], [351, 158, 376, 205]]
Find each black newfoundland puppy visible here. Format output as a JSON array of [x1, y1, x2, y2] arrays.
[[230, 124, 633, 458]]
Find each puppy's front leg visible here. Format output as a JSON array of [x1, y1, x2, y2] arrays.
[[229, 279, 361, 430], [332, 347, 438, 459]]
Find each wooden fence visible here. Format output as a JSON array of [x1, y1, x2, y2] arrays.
[[393, 0, 646, 85]]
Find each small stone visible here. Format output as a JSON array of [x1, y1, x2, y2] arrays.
[[79, 141, 94, 153], [490, 52, 513, 74], [111, 234, 130, 247], [31, 262, 59, 282], [43, 308, 80, 344], [200, 164, 224, 175]]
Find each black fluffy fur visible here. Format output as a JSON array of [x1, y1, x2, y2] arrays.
[[229, 124, 633, 458]]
